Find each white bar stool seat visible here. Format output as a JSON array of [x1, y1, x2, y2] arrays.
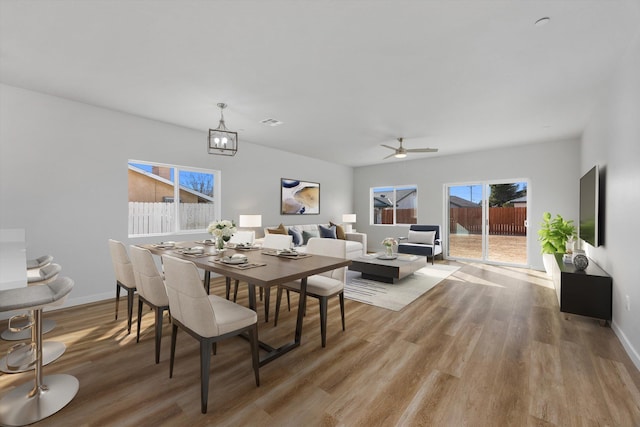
[[0, 277, 78, 426]]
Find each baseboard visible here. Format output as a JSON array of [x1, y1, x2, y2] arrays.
[[611, 319, 640, 372]]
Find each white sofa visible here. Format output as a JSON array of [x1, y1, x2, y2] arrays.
[[262, 224, 366, 260]]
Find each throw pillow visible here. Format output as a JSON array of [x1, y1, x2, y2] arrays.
[[302, 229, 319, 245], [267, 223, 287, 235], [288, 227, 303, 247], [408, 230, 435, 245], [319, 224, 337, 239], [329, 221, 346, 240]]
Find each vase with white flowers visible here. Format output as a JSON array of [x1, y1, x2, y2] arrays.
[[382, 237, 398, 257], [207, 220, 237, 251]]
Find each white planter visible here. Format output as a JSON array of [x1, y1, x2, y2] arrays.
[[542, 253, 555, 276]]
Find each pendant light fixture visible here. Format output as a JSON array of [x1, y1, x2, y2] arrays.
[[208, 103, 238, 156]]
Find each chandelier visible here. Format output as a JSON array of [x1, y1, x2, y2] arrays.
[[208, 103, 238, 156]]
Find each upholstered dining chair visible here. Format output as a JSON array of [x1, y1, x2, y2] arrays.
[[254, 233, 294, 321], [228, 230, 255, 245], [129, 245, 170, 364], [274, 237, 347, 347], [108, 239, 137, 334], [162, 255, 260, 414], [225, 230, 255, 301]]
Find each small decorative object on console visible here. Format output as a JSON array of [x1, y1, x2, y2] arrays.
[[572, 251, 589, 271]]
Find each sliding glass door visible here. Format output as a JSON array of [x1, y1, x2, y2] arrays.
[[447, 181, 528, 265]]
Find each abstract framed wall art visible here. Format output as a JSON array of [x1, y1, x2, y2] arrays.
[[281, 179, 320, 215]]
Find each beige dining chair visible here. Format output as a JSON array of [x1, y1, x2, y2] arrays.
[[225, 230, 255, 300], [228, 230, 255, 245], [162, 255, 260, 414], [274, 237, 347, 347], [255, 233, 294, 321], [129, 245, 170, 364], [108, 239, 137, 334]]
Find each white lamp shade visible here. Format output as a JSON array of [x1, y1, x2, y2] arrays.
[[342, 214, 356, 223], [239, 214, 262, 228]]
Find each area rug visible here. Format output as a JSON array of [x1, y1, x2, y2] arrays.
[[345, 264, 460, 311]]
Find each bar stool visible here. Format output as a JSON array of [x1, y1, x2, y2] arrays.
[[0, 277, 78, 426], [0, 263, 66, 374], [2, 263, 62, 341], [26, 255, 53, 270]]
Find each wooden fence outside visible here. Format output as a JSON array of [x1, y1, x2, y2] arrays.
[[450, 207, 527, 236], [128, 202, 215, 235], [378, 208, 417, 225]]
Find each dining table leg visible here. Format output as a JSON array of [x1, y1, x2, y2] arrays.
[[294, 277, 307, 344], [204, 271, 211, 294], [247, 284, 256, 312]]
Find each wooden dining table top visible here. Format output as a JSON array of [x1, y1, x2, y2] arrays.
[[138, 240, 352, 366], [139, 241, 351, 287]]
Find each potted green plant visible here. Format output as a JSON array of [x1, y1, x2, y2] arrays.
[[538, 212, 576, 275]]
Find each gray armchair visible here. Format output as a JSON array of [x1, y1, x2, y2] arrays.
[[398, 225, 442, 264]]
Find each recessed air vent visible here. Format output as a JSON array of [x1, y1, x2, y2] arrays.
[[260, 118, 283, 127]]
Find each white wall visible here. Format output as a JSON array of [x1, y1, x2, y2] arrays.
[[353, 139, 581, 271], [581, 25, 640, 369], [0, 84, 353, 309]]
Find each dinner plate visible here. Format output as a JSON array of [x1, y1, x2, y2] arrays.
[[277, 251, 300, 257], [183, 249, 205, 255], [222, 257, 248, 265], [156, 242, 175, 248]]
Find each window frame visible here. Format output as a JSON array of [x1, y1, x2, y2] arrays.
[[128, 159, 221, 238], [370, 184, 418, 226]]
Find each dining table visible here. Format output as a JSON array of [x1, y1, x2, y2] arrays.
[[138, 241, 351, 366]]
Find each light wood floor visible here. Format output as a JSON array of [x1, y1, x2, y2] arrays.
[[2, 261, 640, 426]]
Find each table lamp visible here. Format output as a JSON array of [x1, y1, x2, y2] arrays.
[[342, 214, 356, 233], [239, 214, 262, 229]]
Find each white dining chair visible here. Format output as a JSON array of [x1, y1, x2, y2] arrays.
[[274, 238, 347, 347], [254, 233, 294, 322], [229, 230, 255, 245], [129, 245, 170, 364], [162, 255, 259, 414], [108, 239, 137, 334]]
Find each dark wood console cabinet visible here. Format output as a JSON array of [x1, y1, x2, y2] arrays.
[[550, 253, 612, 322]]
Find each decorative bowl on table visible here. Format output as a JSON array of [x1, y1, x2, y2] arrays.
[[182, 246, 205, 255], [155, 241, 175, 249], [276, 249, 299, 257], [234, 243, 254, 249], [221, 254, 248, 265]]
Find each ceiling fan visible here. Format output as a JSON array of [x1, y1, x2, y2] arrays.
[[381, 137, 438, 159]]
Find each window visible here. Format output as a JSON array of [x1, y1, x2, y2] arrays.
[[128, 160, 220, 237], [371, 185, 418, 225]]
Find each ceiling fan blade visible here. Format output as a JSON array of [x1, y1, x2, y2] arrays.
[[406, 148, 438, 153], [380, 144, 397, 151], [383, 153, 397, 159]]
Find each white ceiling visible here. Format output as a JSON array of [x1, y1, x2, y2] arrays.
[[1, 1, 638, 167]]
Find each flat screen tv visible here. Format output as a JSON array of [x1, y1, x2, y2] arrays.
[[579, 165, 599, 247]]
